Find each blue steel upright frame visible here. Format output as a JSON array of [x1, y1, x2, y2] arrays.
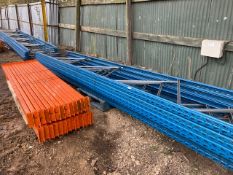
[[36, 53, 233, 170], [1, 30, 233, 170]]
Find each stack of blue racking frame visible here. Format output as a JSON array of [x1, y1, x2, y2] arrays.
[[1, 30, 233, 170]]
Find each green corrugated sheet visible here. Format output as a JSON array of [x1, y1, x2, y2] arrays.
[[59, 0, 233, 89]]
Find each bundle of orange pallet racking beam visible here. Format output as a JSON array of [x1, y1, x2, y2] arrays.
[[2, 60, 93, 143]]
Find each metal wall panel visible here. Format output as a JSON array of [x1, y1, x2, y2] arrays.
[[59, 6, 75, 24], [17, 4, 31, 34], [46, 1, 59, 45], [0, 1, 58, 45], [1, 7, 9, 29], [131, 0, 233, 89], [133, 0, 211, 38], [29, 1, 58, 45], [54, 0, 233, 89], [7, 5, 18, 30], [200, 0, 233, 88], [59, 6, 75, 47], [206, 0, 233, 40], [82, 4, 123, 30], [59, 4, 126, 60], [81, 4, 126, 62], [30, 3, 44, 41], [81, 31, 126, 62], [60, 28, 75, 47]]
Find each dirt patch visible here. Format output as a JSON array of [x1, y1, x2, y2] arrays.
[[89, 112, 120, 174], [0, 50, 232, 175]]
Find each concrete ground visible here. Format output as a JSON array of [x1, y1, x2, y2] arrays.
[[0, 51, 232, 175]]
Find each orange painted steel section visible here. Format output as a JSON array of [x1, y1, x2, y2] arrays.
[[2, 60, 93, 143]]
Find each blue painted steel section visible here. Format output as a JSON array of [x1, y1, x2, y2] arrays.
[[2, 30, 232, 110], [0, 31, 30, 59], [2, 30, 233, 170], [16, 30, 58, 53], [66, 52, 233, 109], [1, 30, 233, 109], [35, 52, 233, 170], [0, 31, 58, 60]]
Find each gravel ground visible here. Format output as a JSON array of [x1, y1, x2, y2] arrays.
[[0, 50, 232, 175]]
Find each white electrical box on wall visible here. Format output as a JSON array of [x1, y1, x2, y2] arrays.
[[201, 40, 225, 58]]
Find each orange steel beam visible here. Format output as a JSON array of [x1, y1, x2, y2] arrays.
[[2, 60, 93, 143]]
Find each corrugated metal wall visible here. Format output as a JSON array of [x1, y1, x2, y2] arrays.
[[1, 1, 59, 45], [2, 0, 232, 89], [59, 6, 76, 47], [81, 4, 126, 62], [59, 4, 127, 62], [1, 7, 9, 29], [131, 0, 233, 89]]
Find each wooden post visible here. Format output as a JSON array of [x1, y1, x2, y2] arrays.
[[41, 0, 48, 41], [0, 7, 2, 29], [75, 0, 81, 51], [6, 6, 10, 29], [126, 0, 133, 65], [58, 6, 60, 45], [27, 4, 33, 36], [15, 4, 20, 30]]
